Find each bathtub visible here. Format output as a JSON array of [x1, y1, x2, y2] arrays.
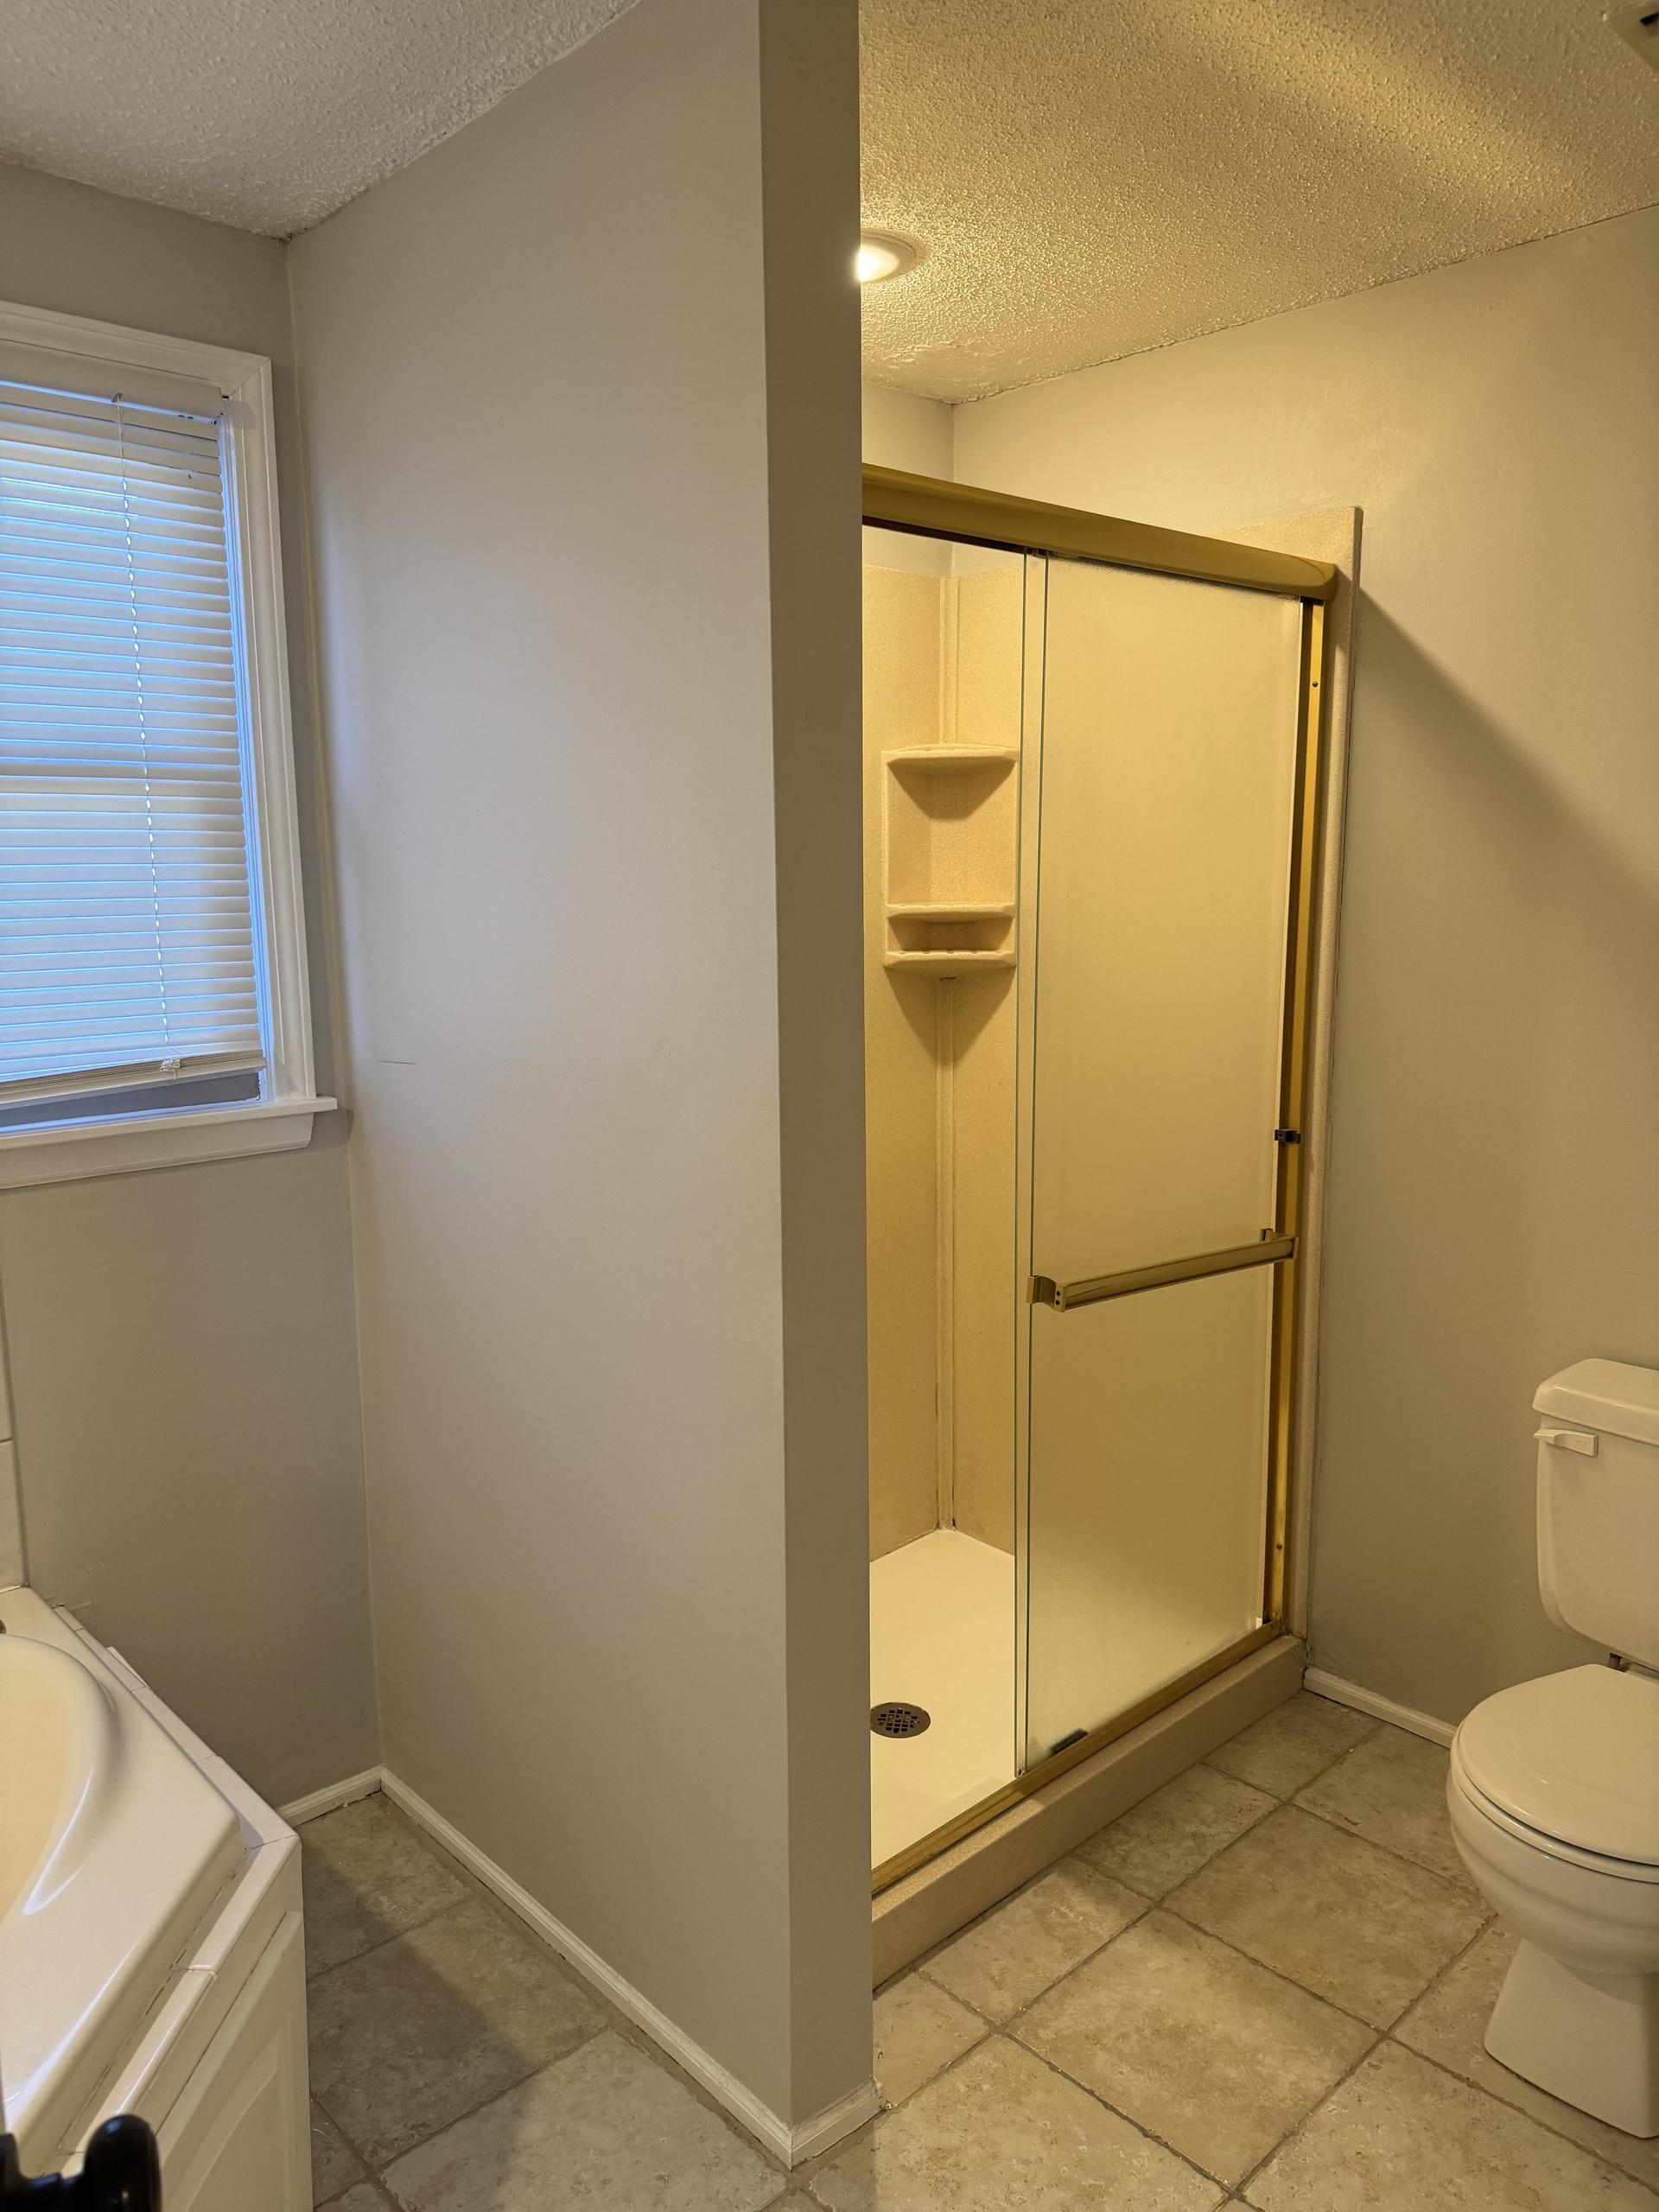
[[0, 1586, 308, 2212]]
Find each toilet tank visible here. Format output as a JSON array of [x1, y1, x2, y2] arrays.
[[1533, 1359, 1659, 1671]]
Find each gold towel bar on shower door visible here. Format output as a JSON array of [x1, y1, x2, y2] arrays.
[[1028, 1234, 1296, 1313]]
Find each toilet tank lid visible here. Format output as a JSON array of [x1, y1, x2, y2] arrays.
[[1534, 1360, 1659, 1447]]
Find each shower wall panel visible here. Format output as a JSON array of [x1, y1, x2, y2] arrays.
[[863, 563, 944, 1558], [863, 556, 1024, 1564]]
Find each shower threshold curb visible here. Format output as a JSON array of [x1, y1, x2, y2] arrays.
[[873, 1631, 1304, 1983]]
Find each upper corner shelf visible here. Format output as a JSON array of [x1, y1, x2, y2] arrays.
[[882, 744, 1020, 980], [883, 746, 1020, 773]]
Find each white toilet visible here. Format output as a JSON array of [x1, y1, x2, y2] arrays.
[[1448, 1359, 1659, 2138]]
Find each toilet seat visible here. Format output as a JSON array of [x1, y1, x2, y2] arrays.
[[1451, 1752, 1659, 1885], [1454, 1666, 1659, 1873]]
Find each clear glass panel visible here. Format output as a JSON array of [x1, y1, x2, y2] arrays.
[[1028, 561, 1303, 1281], [1023, 1268, 1273, 1761], [1019, 556, 1306, 1767]]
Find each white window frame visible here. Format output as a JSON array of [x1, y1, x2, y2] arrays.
[[0, 299, 333, 1188]]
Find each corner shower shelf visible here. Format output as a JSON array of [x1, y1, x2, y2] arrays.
[[884, 948, 1018, 976], [883, 746, 1020, 773], [886, 901, 1016, 923], [882, 747, 1019, 977]]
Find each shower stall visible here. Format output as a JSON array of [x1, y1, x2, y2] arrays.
[[862, 466, 1335, 1886]]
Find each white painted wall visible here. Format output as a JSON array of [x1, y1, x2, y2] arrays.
[[0, 165, 376, 1807], [953, 205, 1659, 1728], [292, 0, 869, 2136], [862, 378, 951, 475]]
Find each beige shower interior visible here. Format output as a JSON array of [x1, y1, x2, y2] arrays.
[[862, 534, 1027, 1871], [861, 505, 1314, 1878], [864, 547, 1024, 1557]]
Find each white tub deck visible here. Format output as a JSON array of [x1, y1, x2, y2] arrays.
[[0, 1586, 245, 2167]]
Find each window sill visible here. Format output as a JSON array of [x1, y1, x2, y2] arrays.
[[0, 1096, 338, 1191]]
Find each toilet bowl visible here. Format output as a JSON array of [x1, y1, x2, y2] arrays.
[[1449, 1663, 1659, 2136], [1447, 1358, 1659, 2135]]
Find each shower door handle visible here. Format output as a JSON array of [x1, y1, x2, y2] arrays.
[[1028, 1233, 1294, 1313]]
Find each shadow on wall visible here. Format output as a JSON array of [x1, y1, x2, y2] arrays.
[[1312, 594, 1658, 1717]]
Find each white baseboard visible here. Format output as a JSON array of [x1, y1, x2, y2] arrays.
[[787, 2078, 887, 2164], [278, 1764, 386, 1827], [380, 1769, 877, 2167], [1304, 1669, 1456, 1747]]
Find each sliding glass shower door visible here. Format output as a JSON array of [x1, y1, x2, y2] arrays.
[[1016, 556, 1311, 1767]]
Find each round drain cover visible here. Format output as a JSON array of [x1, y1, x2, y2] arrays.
[[871, 1701, 931, 1738]]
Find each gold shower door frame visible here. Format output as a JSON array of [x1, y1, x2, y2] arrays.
[[864, 467, 1336, 1893]]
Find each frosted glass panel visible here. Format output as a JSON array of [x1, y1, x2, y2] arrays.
[[1032, 562, 1302, 1280], [1019, 556, 1306, 1769], [1024, 1269, 1272, 1763]]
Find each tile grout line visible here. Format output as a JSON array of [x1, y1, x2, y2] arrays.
[[1213, 1910, 1596, 2209], [305, 1881, 594, 2181], [1381, 2032, 1659, 2196], [1077, 1772, 1284, 1895], [327, 2036, 596, 2183], [1199, 1698, 1382, 1792], [874, 1720, 1659, 2206], [867, 2008, 1234, 2206], [304, 1890, 462, 1989], [1170, 1809, 1494, 1936], [880, 1926, 1240, 2193], [1284, 1790, 1491, 1905], [1227, 2000, 1384, 2205], [904, 1896, 1390, 2197], [1380, 1922, 1659, 2197], [909, 1852, 1655, 2206], [1151, 1882, 1431, 2039], [1150, 1774, 1481, 2038], [320, 1720, 1504, 2203], [911, 1884, 1155, 2033], [305, 1827, 629, 2184], [308, 1810, 804, 2190], [896, 1707, 1401, 2010], [314, 1822, 814, 2185], [1022, 1891, 1391, 2042], [1087, 1783, 1295, 1886], [1389, 1913, 1492, 2021], [302, 1794, 467, 1990], [898, 1706, 1364, 1993], [912, 1738, 1481, 2051], [1001, 2031, 1234, 2198], [892, 1721, 1482, 2132], [899, 1764, 1286, 2002], [309, 2085, 376, 2191], [1206, 1718, 1491, 1907], [971, 1887, 1396, 2194]]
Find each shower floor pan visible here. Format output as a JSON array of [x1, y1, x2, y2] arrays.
[[869, 1529, 1016, 1872]]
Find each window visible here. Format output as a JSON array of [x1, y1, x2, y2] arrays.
[[0, 302, 327, 1185]]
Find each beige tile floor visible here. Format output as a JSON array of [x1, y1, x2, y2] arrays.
[[302, 1694, 1659, 2211]]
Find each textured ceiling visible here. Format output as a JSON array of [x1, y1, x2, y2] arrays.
[[1, 0, 1653, 379], [861, 0, 1659, 399], [0, 0, 640, 237]]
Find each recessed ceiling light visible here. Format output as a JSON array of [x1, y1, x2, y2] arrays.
[[1605, 1, 1659, 69], [856, 232, 919, 284]]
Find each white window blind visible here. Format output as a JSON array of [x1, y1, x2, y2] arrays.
[[0, 376, 265, 1109]]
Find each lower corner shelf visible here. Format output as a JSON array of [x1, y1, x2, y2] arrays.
[[883, 948, 1018, 977]]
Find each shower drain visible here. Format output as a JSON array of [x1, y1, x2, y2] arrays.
[[871, 1701, 931, 1739]]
